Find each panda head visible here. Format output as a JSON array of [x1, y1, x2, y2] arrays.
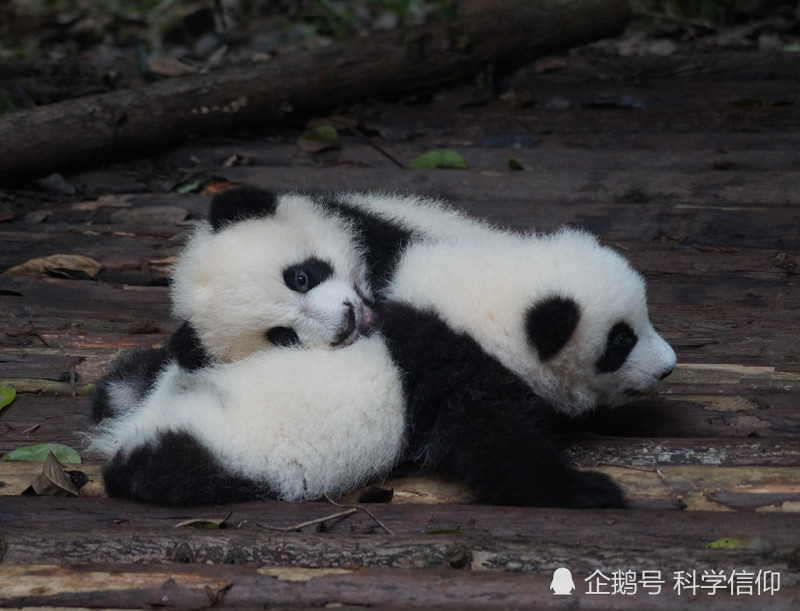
[[170, 187, 374, 362], [520, 230, 676, 414]]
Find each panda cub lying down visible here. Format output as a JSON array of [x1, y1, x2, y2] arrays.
[[90, 191, 406, 505], [91, 187, 676, 508]]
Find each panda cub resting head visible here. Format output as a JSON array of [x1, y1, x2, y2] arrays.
[[92, 187, 375, 423], [90, 188, 406, 506], [172, 187, 375, 362]]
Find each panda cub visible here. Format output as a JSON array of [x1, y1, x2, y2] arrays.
[[92, 187, 374, 423], [90, 189, 406, 506], [375, 229, 675, 507], [267, 188, 676, 507]]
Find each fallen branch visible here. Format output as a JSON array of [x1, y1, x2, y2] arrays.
[[0, 0, 630, 183]]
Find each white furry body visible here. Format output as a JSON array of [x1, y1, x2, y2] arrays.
[[338, 192, 498, 239], [90, 335, 406, 501]]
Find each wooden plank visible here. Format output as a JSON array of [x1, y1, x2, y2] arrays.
[[0, 561, 794, 608], [2, 496, 800, 541]]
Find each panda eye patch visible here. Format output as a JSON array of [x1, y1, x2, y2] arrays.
[[596, 322, 638, 374], [283, 258, 334, 293]]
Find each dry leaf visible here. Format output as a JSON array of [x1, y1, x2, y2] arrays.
[[22, 452, 82, 497], [4, 254, 102, 278], [174, 516, 230, 529], [146, 56, 198, 77]]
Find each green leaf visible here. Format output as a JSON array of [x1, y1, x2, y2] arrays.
[[3, 443, 81, 464], [408, 150, 468, 170], [508, 158, 525, 172], [0, 384, 15, 411], [176, 179, 204, 194], [302, 125, 339, 144], [298, 125, 340, 153], [707, 536, 773, 551]]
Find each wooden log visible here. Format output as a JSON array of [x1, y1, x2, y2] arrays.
[[0, 0, 631, 183], [0, 563, 795, 608], [0, 526, 796, 574], [3, 497, 800, 543]]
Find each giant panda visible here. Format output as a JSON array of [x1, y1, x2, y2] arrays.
[[92, 187, 375, 423], [238, 187, 676, 507], [89, 334, 406, 505], [88, 188, 407, 505], [375, 229, 676, 507]]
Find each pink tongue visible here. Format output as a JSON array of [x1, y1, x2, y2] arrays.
[[359, 304, 375, 332]]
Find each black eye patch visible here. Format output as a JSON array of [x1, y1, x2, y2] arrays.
[[525, 296, 581, 361], [283, 258, 334, 293], [266, 327, 300, 347], [596, 322, 638, 374]]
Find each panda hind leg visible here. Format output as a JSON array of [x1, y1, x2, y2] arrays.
[[431, 399, 626, 509], [92, 346, 171, 423], [102, 430, 270, 506]]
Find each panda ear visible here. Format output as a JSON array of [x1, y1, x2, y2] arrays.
[[525, 296, 580, 361], [208, 186, 279, 231]]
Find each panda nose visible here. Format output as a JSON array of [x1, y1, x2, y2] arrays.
[[659, 367, 674, 380]]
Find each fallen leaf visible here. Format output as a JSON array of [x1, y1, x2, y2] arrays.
[[35, 173, 76, 195], [146, 56, 199, 77], [201, 182, 237, 195], [4, 254, 102, 278], [3, 443, 82, 464], [70, 194, 132, 212], [707, 536, 773, 551], [508, 158, 526, 172], [205, 582, 233, 605], [298, 125, 340, 153], [534, 57, 568, 74], [176, 179, 205, 194], [174, 516, 230, 529], [408, 150, 468, 169], [21, 451, 84, 497], [0, 384, 15, 411]]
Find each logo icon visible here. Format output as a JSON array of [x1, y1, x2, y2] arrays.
[[551, 567, 576, 595]]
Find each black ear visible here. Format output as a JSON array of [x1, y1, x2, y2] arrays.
[[208, 186, 279, 231], [169, 321, 212, 370], [525, 296, 580, 361]]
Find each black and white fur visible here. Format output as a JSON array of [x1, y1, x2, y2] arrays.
[[90, 335, 406, 505], [89, 188, 406, 505], [93, 185, 676, 508], [375, 230, 675, 507], [93, 188, 374, 423], [286, 188, 676, 507]]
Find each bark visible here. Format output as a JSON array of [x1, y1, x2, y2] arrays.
[[0, 0, 631, 183]]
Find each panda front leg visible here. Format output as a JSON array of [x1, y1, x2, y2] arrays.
[[428, 397, 627, 509]]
